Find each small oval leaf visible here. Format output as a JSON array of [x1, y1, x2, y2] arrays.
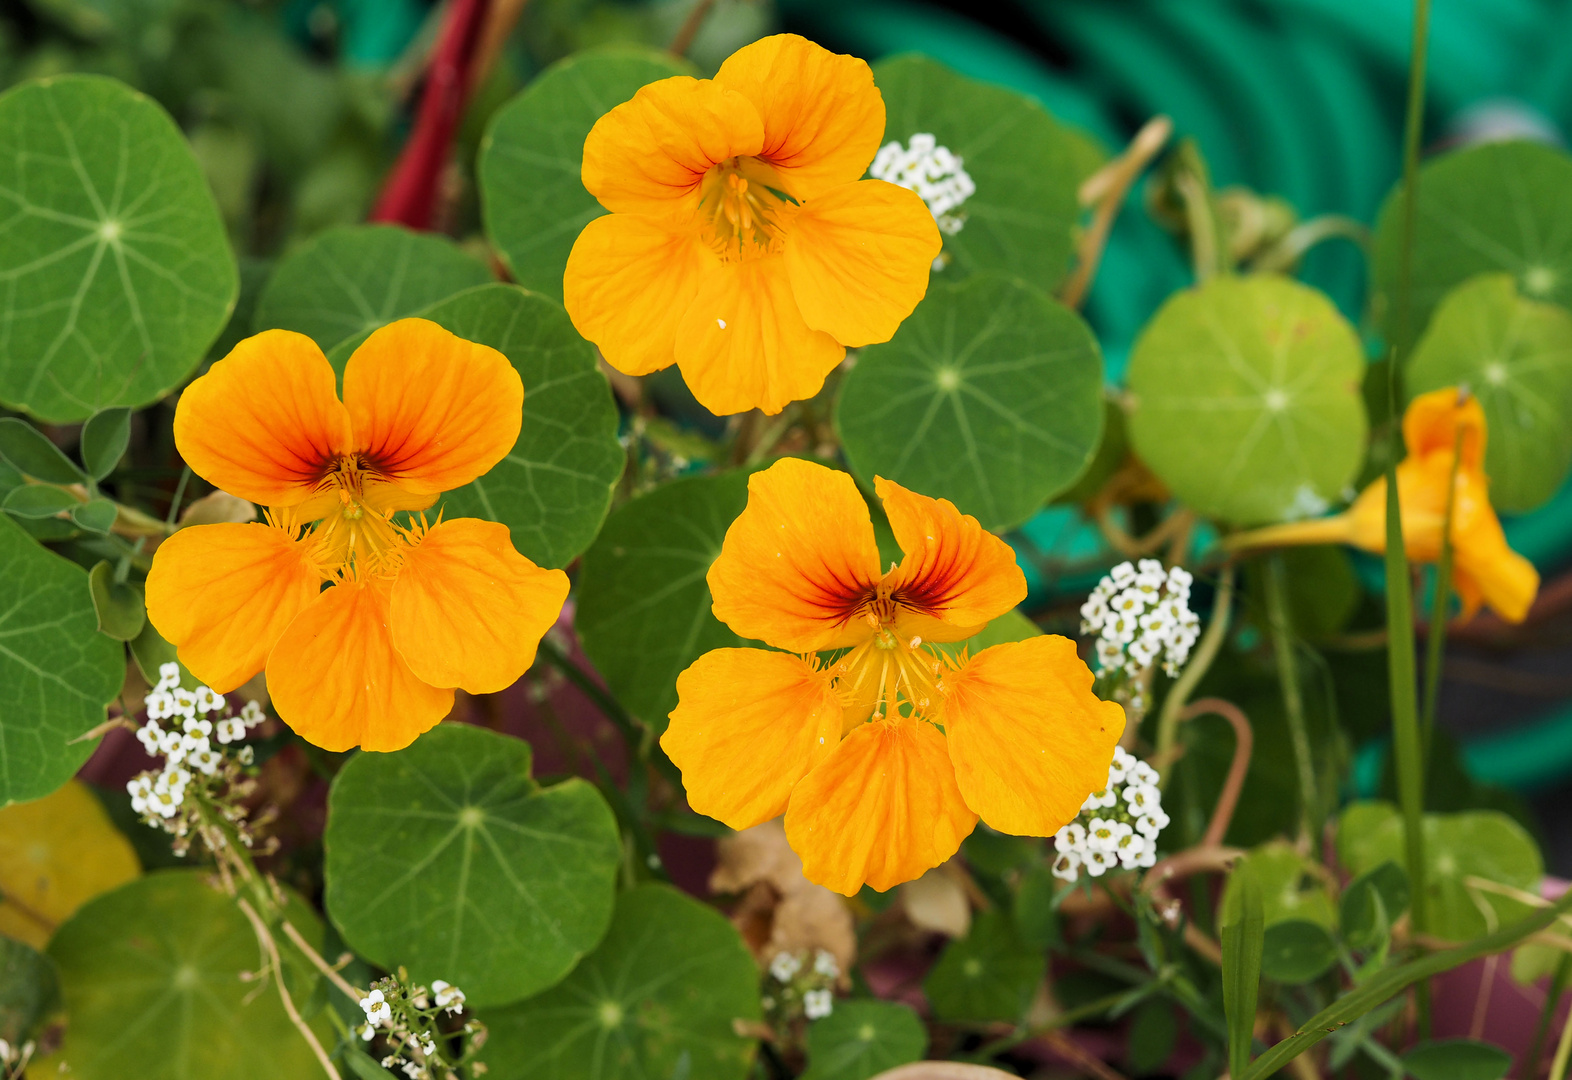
[[79, 407, 131, 482], [1260, 919, 1338, 984], [1402, 1040, 1513, 1080], [2, 485, 78, 519], [70, 497, 117, 535], [87, 560, 144, 641]]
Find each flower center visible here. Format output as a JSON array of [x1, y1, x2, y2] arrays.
[[831, 614, 948, 727], [301, 454, 411, 576], [697, 157, 793, 262]]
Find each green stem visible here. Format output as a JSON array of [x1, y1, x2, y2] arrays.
[[966, 986, 1142, 1062], [1155, 563, 1235, 767], [535, 636, 680, 785], [1264, 555, 1317, 842], [1420, 424, 1464, 757], [164, 465, 191, 527], [1527, 952, 1572, 1080], [1240, 889, 1572, 1080]]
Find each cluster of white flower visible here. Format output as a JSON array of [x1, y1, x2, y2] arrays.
[[125, 664, 265, 847], [1052, 746, 1171, 882], [869, 133, 976, 235], [762, 948, 838, 1023], [1081, 560, 1199, 680], [355, 975, 481, 1080]]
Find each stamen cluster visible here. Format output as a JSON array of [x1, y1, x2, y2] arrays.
[[869, 133, 976, 235], [762, 948, 839, 1025], [1082, 560, 1199, 680], [126, 663, 266, 855], [355, 974, 483, 1080], [1052, 746, 1170, 882]]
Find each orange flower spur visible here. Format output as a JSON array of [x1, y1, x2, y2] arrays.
[[563, 33, 942, 418], [1230, 387, 1539, 623], [144, 320, 570, 752], [659, 458, 1125, 895]]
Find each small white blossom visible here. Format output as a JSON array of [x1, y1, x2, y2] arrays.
[[359, 988, 392, 1026], [215, 717, 246, 744], [1084, 848, 1115, 877], [769, 952, 801, 983], [813, 950, 839, 980], [189, 746, 222, 776], [1123, 782, 1161, 814], [136, 721, 163, 755], [868, 133, 975, 235], [1085, 561, 1200, 679], [237, 745, 255, 766], [1052, 748, 1169, 884], [1136, 809, 1171, 838], [156, 662, 180, 692], [419, 1037, 437, 1056], [182, 715, 213, 738], [194, 686, 224, 713], [357, 1022, 376, 1042], [400, 1063, 423, 1080], [431, 980, 465, 1014], [1055, 822, 1086, 854], [803, 988, 834, 1019], [146, 691, 175, 721], [1052, 850, 1082, 881], [240, 700, 265, 728], [1081, 787, 1117, 813]]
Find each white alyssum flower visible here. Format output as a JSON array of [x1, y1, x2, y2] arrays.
[[868, 132, 976, 236], [1082, 560, 1200, 679], [803, 988, 834, 1020], [431, 980, 465, 1015], [769, 951, 802, 982], [1049, 747, 1170, 883], [360, 988, 393, 1026], [812, 949, 839, 980]]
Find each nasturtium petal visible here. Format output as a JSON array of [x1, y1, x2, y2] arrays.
[[581, 76, 763, 218], [876, 475, 1026, 636], [662, 648, 842, 829], [267, 579, 453, 753], [174, 329, 352, 508], [390, 518, 569, 694], [324, 725, 619, 1007], [715, 34, 886, 202], [564, 212, 712, 376], [708, 457, 881, 653], [941, 636, 1124, 836], [785, 179, 939, 347], [145, 522, 321, 693], [342, 318, 522, 496], [675, 256, 844, 416], [785, 718, 977, 896]]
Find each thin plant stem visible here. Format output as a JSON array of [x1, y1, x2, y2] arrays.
[[1060, 115, 1173, 309], [668, 0, 715, 57], [535, 636, 680, 784], [1390, 0, 1434, 1036], [1551, 988, 1572, 1080], [1264, 554, 1318, 844], [281, 919, 365, 1003], [164, 465, 191, 527], [1182, 697, 1254, 849], [238, 897, 342, 1080], [1421, 420, 1466, 756], [1154, 564, 1235, 768], [1530, 953, 1572, 1080], [965, 986, 1136, 1061]]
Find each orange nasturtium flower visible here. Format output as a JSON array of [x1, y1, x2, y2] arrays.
[[563, 33, 942, 418], [660, 459, 1125, 895], [1233, 387, 1539, 622], [145, 320, 570, 752]]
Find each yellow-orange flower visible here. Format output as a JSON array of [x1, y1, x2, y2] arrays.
[[563, 33, 942, 417], [1232, 387, 1538, 622], [145, 320, 570, 752], [660, 458, 1125, 895]]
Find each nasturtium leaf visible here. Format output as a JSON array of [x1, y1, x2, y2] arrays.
[[480, 48, 693, 300], [1402, 1040, 1514, 1080], [0, 516, 124, 805], [837, 274, 1104, 532], [1406, 274, 1572, 513], [0, 937, 56, 1046], [70, 497, 116, 534], [480, 884, 762, 1080], [252, 224, 492, 352], [78, 407, 130, 482], [2, 484, 77, 518], [1371, 141, 1572, 354], [47, 871, 329, 1080], [0, 75, 237, 423], [1260, 919, 1338, 984], [577, 470, 749, 733], [1126, 275, 1368, 526], [923, 909, 1045, 1023], [801, 1000, 926, 1080], [0, 418, 83, 484], [872, 54, 1084, 290], [87, 559, 144, 640], [327, 284, 623, 569], [1336, 801, 1543, 941], [1223, 841, 1335, 928], [1013, 862, 1060, 953], [0, 779, 139, 948], [1340, 860, 1409, 951], [324, 724, 620, 1008]]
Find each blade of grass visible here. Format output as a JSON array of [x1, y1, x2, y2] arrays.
[[1241, 889, 1572, 1080], [1265, 554, 1318, 844], [1527, 952, 1572, 1080], [1420, 420, 1465, 756], [1223, 863, 1265, 1080]]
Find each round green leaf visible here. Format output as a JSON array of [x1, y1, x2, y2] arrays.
[[480, 48, 692, 300], [1372, 141, 1572, 354], [45, 870, 328, 1080], [1225, 841, 1335, 928], [70, 496, 116, 534], [923, 909, 1045, 1024], [871, 54, 1084, 290], [0, 515, 123, 805], [837, 274, 1104, 531], [1406, 274, 1572, 512], [324, 724, 620, 1008], [1260, 919, 1338, 984], [252, 224, 493, 352], [801, 1000, 926, 1080], [576, 470, 749, 733], [1402, 1040, 1513, 1080], [326, 284, 623, 569], [1126, 274, 1368, 525], [0, 75, 237, 423], [480, 883, 762, 1080]]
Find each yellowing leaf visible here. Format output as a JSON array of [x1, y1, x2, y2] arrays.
[[0, 780, 140, 947]]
